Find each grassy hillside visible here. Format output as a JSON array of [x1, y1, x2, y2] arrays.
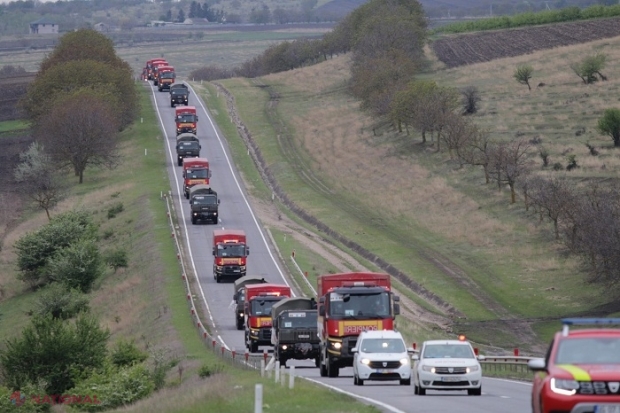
[[193, 33, 620, 354]]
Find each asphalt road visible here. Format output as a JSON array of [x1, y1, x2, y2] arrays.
[[148, 82, 533, 413]]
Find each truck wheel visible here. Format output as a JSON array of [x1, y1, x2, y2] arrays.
[[319, 351, 327, 377], [236, 317, 244, 331], [314, 356, 320, 368], [278, 354, 287, 367], [327, 357, 339, 378], [184, 191, 189, 200], [216, 274, 221, 283], [177, 158, 182, 167], [250, 341, 258, 353], [171, 102, 174, 107], [191, 216, 197, 225]]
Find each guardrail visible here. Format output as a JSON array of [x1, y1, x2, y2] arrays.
[[481, 356, 535, 374]]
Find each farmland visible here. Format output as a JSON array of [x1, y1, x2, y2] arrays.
[[431, 16, 620, 67]]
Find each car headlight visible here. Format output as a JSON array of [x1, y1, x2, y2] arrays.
[[551, 378, 579, 396], [361, 358, 370, 365], [400, 358, 409, 366], [466, 365, 480, 373], [422, 365, 436, 373]]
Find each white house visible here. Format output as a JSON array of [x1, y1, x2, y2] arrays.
[[29, 17, 58, 34]]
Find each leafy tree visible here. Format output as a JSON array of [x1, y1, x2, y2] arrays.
[[47, 238, 104, 293], [13, 142, 69, 220], [166, 9, 172, 21], [38, 29, 129, 76], [111, 340, 148, 367], [570, 53, 607, 84], [21, 60, 138, 130], [0, 314, 109, 395], [35, 91, 120, 184], [189, 1, 199, 18], [249, 5, 271, 24], [14, 210, 97, 287], [33, 283, 89, 320], [177, 8, 185, 22], [597, 108, 620, 147], [513, 64, 534, 90]]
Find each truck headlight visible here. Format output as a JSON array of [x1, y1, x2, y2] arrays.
[[282, 345, 288, 350], [240, 266, 246, 271], [240, 313, 244, 317], [250, 329, 259, 335], [330, 342, 342, 350], [550, 378, 579, 396]]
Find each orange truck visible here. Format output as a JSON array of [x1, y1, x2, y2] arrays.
[[212, 229, 249, 283], [244, 283, 291, 353], [175, 106, 198, 136], [151, 61, 169, 86], [145, 58, 167, 80], [182, 157, 210, 199], [156, 65, 175, 92], [317, 272, 400, 377]]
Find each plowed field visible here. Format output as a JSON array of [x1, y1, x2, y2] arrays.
[[431, 17, 620, 68]]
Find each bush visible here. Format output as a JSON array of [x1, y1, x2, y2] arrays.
[[198, 363, 225, 378], [111, 340, 147, 367], [107, 202, 124, 219], [103, 248, 128, 272], [0, 314, 110, 395], [69, 364, 155, 412], [33, 283, 89, 319], [0, 385, 45, 412], [47, 238, 104, 293]]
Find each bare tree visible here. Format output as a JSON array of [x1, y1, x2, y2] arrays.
[[513, 64, 534, 91], [457, 128, 493, 184], [460, 86, 480, 115], [489, 140, 531, 203], [440, 113, 477, 161], [35, 93, 120, 184], [527, 175, 576, 240], [14, 142, 69, 220]]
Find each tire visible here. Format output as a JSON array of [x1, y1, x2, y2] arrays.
[[191, 216, 197, 225], [319, 354, 327, 377], [418, 386, 426, 396], [358, 377, 364, 385], [353, 375, 358, 385], [279, 356, 287, 368], [216, 274, 221, 283], [171, 102, 174, 107], [177, 158, 182, 166], [236, 317, 244, 331], [185, 191, 189, 200], [400, 378, 411, 386], [250, 341, 258, 353], [468, 387, 482, 396], [327, 356, 339, 378], [314, 356, 320, 368], [414, 384, 419, 395]]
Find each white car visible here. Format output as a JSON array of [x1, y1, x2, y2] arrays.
[[413, 339, 484, 396], [352, 330, 413, 386]]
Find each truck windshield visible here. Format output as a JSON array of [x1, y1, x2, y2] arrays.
[[328, 292, 390, 319], [192, 195, 217, 205], [172, 89, 187, 95], [161, 72, 175, 79], [216, 244, 246, 257], [177, 114, 197, 123], [251, 299, 278, 316], [280, 312, 317, 328], [179, 142, 199, 149], [555, 337, 620, 364], [186, 169, 208, 179]]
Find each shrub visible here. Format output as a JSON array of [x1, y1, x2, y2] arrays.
[[0, 314, 109, 395], [103, 248, 128, 272], [107, 202, 124, 219], [0, 384, 45, 412], [111, 340, 147, 367], [33, 283, 89, 319], [198, 363, 225, 378], [553, 162, 563, 171], [47, 238, 104, 293], [69, 364, 155, 412]]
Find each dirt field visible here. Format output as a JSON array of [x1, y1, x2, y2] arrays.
[[431, 17, 620, 67]]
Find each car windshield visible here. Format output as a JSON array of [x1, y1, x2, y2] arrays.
[[360, 338, 406, 353], [327, 292, 390, 319], [186, 169, 208, 179], [216, 244, 246, 257], [422, 344, 475, 359], [192, 195, 217, 205], [280, 312, 317, 328], [555, 337, 620, 364], [161, 72, 175, 78], [177, 114, 196, 123]]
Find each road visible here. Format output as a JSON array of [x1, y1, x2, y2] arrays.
[[148, 82, 533, 413]]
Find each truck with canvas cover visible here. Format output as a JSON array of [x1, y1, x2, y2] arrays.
[[151, 61, 169, 85], [175, 133, 200, 166], [182, 157, 210, 199], [233, 276, 267, 330], [145, 58, 166, 80], [317, 272, 400, 378], [212, 229, 249, 283], [170, 84, 189, 107], [189, 184, 218, 225], [175, 106, 198, 136], [244, 283, 291, 353], [157, 66, 175, 91], [271, 297, 319, 367]]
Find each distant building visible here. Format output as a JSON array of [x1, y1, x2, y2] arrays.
[[29, 17, 58, 34], [94, 22, 113, 33]]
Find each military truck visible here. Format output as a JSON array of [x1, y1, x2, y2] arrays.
[[175, 133, 201, 167], [233, 276, 267, 330], [271, 297, 320, 367], [170, 86, 189, 107], [188, 184, 219, 225]]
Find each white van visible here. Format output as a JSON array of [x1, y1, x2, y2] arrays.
[[352, 330, 413, 386]]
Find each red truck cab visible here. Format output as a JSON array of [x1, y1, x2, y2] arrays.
[[244, 283, 291, 353], [317, 272, 400, 377], [212, 229, 249, 283], [151, 61, 169, 86], [145, 58, 167, 80], [182, 157, 210, 199], [175, 106, 198, 136], [156, 66, 175, 92]]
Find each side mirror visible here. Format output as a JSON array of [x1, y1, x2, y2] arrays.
[[199, 145, 202, 149], [319, 306, 325, 316], [477, 355, 486, 361], [528, 358, 546, 372], [411, 354, 419, 361], [209, 171, 212, 178], [212, 247, 215, 256], [351, 348, 358, 354], [406, 347, 415, 354], [393, 303, 400, 316], [246, 248, 250, 256], [189, 200, 193, 205], [393, 295, 400, 302], [218, 200, 221, 205]]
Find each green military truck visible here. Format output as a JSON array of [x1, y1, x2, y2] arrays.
[[176, 133, 201, 167], [188, 184, 218, 225], [271, 297, 320, 368], [232, 275, 266, 330]]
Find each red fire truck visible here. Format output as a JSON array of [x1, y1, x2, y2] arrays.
[[244, 283, 291, 353]]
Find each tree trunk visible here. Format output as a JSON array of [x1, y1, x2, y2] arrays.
[[509, 183, 516, 204], [614, 133, 620, 147]]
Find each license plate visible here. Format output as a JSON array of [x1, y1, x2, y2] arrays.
[[375, 369, 390, 374], [441, 376, 464, 382], [596, 406, 620, 413]]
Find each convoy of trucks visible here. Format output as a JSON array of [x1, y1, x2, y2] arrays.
[[233, 276, 267, 330], [212, 229, 249, 283], [271, 297, 320, 367], [244, 283, 291, 353], [316, 272, 400, 377], [157, 66, 175, 92], [144, 59, 404, 374]]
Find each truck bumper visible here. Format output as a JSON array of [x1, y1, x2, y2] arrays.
[[278, 343, 320, 360], [191, 211, 218, 224], [214, 266, 246, 282]]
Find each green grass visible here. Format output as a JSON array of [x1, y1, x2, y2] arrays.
[[0, 119, 29, 133]]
